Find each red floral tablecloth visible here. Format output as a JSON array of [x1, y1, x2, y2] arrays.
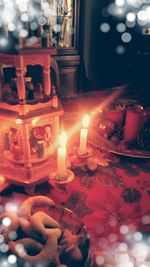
[[1, 155, 150, 266], [0, 90, 150, 266]]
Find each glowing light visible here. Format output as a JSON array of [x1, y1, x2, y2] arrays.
[[120, 225, 129, 234], [44, 9, 51, 18], [137, 10, 147, 21], [0, 37, 8, 47], [82, 115, 90, 128], [5, 202, 18, 212], [0, 259, 8, 267], [8, 231, 17, 240], [21, 13, 29, 22], [100, 23, 110, 33], [137, 19, 147, 26], [20, 29, 28, 38], [116, 45, 125, 55], [126, 12, 136, 22], [8, 23, 15, 31], [41, 2, 50, 10], [18, 0, 29, 12], [53, 24, 61, 33], [0, 243, 9, 253], [105, 0, 149, 33], [15, 243, 26, 257], [115, 0, 125, 7], [38, 16, 47, 26], [30, 22, 38, 31], [127, 0, 142, 8], [2, 8, 15, 24], [0, 175, 5, 185], [32, 117, 39, 126], [117, 262, 133, 267], [119, 253, 130, 263], [131, 242, 149, 259], [8, 254, 17, 264], [116, 23, 126, 33], [118, 242, 128, 252], [126, 20, 136, 28], [121, 32, 132, 43], [96, 255, 105, 265], [15, 119, 22, 125], [133, 231, 143, 241], [108, 3, 117, 16], [2, 217, 11, 227], [59, 131, 67, 148], [146, 6, 150, 21]]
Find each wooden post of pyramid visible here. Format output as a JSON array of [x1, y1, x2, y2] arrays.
[[43, 55, 51, 96]]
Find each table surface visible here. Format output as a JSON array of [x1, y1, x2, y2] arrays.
[[1, 89, 150, 267]]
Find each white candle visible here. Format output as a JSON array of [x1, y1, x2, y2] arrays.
[[57, 131, 67, 178], [79, 115, 90, 155]]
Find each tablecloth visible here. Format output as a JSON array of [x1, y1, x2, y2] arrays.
[[0, 89, 150, 267]]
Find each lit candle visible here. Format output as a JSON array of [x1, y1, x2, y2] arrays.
[[57, 131, 67, 178], [79, 115, 90, 155], [0, 175, 5, 186]]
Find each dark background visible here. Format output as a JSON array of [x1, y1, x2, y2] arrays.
[[81, 0, 150, 91]]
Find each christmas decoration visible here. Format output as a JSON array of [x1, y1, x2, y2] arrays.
[[0, 49, 63, 192], [137, 120, 150, 151]]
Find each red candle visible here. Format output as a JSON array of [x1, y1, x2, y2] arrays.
[[124, 108, 145, 141]]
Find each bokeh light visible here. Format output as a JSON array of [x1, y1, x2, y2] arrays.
[[2, 217, 11, 227], [116, 23, 126, 32], [8, 231, 17, 241], [0, 243, 9, 253], [115, 0, 125, 7], [116, 45, 125, 55], [121, 32, 132, 43], [133, 231, 143, 242], [7, 254, 17, 264], [126, 12, 136, 22], [0, 37, 8, 47], [118, 242, 128, 252], [96, 255, 105, 265], [126, 20, 136, 28], [100, 23, 110, 33], [5, 202, 18, 212], [15, 243, 26, 257], [120, 225, 129, 234]]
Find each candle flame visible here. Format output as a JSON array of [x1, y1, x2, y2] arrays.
[[0, 175, 5, 185], [59, 131, 67, 147], [82, 115, 90, 128]]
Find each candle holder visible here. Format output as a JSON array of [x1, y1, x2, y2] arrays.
[[51, 169, 75, 184], [77, 147, 92, 159]]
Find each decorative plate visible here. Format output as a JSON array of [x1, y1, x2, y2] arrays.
[[89, 130, 150, 159]]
